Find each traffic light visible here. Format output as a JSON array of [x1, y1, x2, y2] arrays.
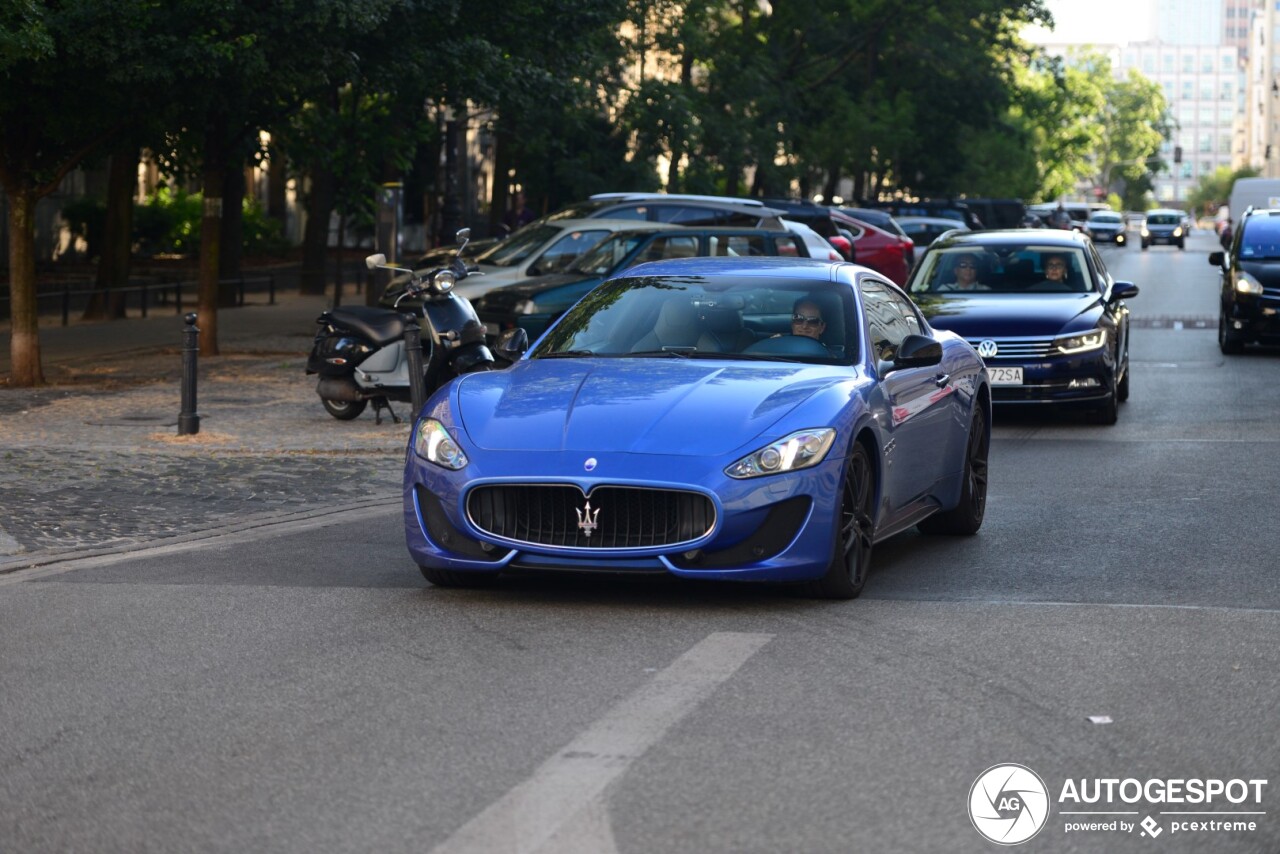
[[1174, 146, 1182, 164]]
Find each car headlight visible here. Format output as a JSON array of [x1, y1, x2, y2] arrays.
[[1235, 273, 1264, 295], [1172, 227, 1183, 237], [413, 418, 468, 469], [1141, 226, 1149, 236], [430, 269, 456, 294], [725, 428, 836, 479], [513, 299, 538, 315], [1054, 328, 1107, 354]]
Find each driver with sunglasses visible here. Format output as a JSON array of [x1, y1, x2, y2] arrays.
[[769, 297, 840, 356], [936, 253, 989, 292]]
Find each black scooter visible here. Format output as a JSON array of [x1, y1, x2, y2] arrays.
[[305, 229, 496, 423]]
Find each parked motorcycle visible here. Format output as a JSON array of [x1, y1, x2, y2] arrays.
[[305, 229, 496, 423]]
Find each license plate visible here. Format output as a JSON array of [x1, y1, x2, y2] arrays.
[[988, 367, 1023, 386], [483, 322, 500, 337]]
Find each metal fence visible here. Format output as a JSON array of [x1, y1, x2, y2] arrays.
[[0, 275, 276, 327]]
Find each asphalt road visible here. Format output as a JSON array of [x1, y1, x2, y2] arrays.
[[2, 228, 1278, 854]]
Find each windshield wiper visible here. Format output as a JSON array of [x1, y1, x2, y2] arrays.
[[538, 349, 595, 358], [623, 348, 693, 358]]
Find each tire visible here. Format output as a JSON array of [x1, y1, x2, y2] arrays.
[[1219, 312, 1244, 355], [1141, 241, 1149, 251], [1178, 240, 1185, 250], [322, 398, 367, 420], [803, 443, 875, 600], [918, 405, 988, 536], [1091, 379, 1119, 425], [418, 564, 498, 588], [1117, 364, 1130, 402]]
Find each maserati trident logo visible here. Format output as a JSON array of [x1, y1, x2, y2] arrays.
[[576, 500, 600, 538], [977, 339, 999, 359]]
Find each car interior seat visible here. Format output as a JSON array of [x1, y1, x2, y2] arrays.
[[630, 300, 700, 351], [695, 297, 756, 352]]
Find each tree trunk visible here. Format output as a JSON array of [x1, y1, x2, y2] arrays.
[[5, 188, 44, 386], [489, 122, 513, 237], [218, 164, 245, 307], [198, 158, 224, 358], [300, 164, 335, 295], [267, 144, 288, 228], [85, 147, 136, 320], [333, 214, 345, 307]]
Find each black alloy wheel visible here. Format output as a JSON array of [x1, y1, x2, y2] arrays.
[[805, 442, 875, 599], [919, 406, 989, 535], [1219, 312, 1244, 355], [322, 398, 368, 420], [1091, 376, 1119, 425]]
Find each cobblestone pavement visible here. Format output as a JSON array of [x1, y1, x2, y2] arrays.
[[0, 340, 414, 570]]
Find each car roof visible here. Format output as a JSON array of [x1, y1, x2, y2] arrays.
[[589, 192, 767, 207], [896, 215, 970, 227], [1146, 208, 1183, 216], [933, 228, 1090, 248], [619, 256, 850, 280]]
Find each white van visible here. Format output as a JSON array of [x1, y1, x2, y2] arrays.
[[1228, 178, 1280, 221]]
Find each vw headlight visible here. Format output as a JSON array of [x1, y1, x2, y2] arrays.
[[1235, 273, 1264, 295], [1141, 226, 1149, 237], [413, 418, 468, 469], [725, 428, 836, 479], [513, 299, 538, 315], [1054, 328, 1107, 354], [431, 269, 457, 294]]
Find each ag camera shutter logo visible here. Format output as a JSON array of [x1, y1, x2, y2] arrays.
[[969, 763, 1050, 845]]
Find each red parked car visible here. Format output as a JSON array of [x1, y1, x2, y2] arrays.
[[830, 209, 915, 285]]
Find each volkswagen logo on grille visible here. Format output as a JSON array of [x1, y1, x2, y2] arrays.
[[584, 457, 598, 472], [576, 500, 600, 538], [977, 339, 999, 359]]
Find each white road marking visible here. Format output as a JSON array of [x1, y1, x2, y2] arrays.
[[430, 631, 774, 854]]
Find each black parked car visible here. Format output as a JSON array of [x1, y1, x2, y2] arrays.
[[1209, 207, 1280, 353]]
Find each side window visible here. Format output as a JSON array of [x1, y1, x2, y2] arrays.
[[659, 205, 727, 226], [772, 235, 803, 257], [601, 204, 652, 221], [712, 234, 768, 256], [640, 235, 700, 262], [860, 279, 921, 364], [533, 230, 610, 274]]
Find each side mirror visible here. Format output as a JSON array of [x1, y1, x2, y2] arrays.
[[893, 333, 943, 369], [1208, 251, 1224, 267], [365, 253, 387, 270], [1110, 281, 1139, 301], [828, 235, 853, 260], [495, 327, 529, 361]]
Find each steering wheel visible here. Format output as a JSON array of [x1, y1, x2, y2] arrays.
[[742, 335, 831, 357]]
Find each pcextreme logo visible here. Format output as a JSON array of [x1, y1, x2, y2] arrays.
[[968, 765, 1269, 845]]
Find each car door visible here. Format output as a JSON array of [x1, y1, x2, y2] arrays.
[[1088, 244, 1128, 363], [860, 277, 956, 509]]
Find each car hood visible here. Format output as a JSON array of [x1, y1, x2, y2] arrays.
[[483, 272, 601, 304], [455, 359, 848, 455], [1238, 259, 1280, 281], [919, 293, 1102, 337]]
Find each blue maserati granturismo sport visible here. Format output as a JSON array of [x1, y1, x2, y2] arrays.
[[403, 257, 990, 599]]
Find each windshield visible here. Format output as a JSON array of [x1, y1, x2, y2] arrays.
[[1146, 214, 1180, 226], [1090, 214, 1122, 224], [908, 245, 1095, 295], [532, 275, 859, 365], [476, 224, 561, 267], [568, 232, 652, 277], [545, 199, 615, 221], [1239, 216, 1280, 259]]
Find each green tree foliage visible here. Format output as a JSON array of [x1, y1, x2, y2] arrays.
[[1187, 165, 1262, 219]]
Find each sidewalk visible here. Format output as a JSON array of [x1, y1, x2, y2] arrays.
[[0, 287, 413, 571]]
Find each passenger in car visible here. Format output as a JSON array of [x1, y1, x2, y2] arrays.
[[936, 253, 990, 292], [1029, 254, 1073, 291]]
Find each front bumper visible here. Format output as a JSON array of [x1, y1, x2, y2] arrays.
[[403, 447, 844, 583], [1225, 294, 1280, 342], [985, 350, 1117, 406]]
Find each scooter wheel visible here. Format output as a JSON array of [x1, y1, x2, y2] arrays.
[[322, 398, 368, 420]]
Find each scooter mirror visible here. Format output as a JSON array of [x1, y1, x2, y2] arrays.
[[455, 228, 471, 243], [365, 253, 387, 270]]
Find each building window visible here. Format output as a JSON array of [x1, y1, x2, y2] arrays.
[[1202, 53, 1214, 73], [1200, 133, 1213, 152], [1180, 162, 1193, 178], [1221, 81, 1233, 100], [1144, 55, 1155, 73], [1221, 134, 1233, 153], [1183, 81, 1195, 100]]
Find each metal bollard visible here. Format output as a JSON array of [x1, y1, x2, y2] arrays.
[[178, 312, 200, 435], [403, 313, 427, 416]]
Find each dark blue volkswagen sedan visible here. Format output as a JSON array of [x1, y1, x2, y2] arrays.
[[906, 230, 1138, 424], [404, 258, 990, 599]]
